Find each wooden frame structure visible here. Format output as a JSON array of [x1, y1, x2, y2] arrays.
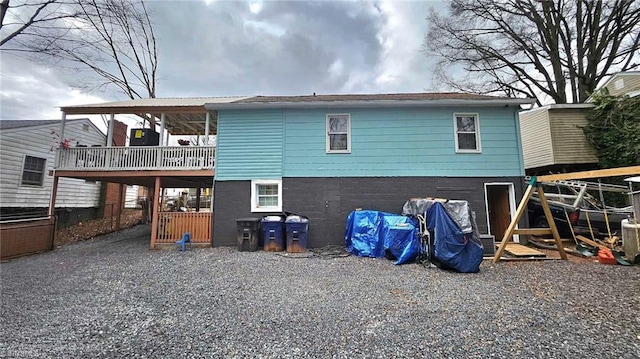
[[493, 166, 640, 263]]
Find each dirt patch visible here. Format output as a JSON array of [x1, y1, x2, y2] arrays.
[[55, 209, 145, 247]]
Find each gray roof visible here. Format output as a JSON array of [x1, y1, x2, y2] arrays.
[[0, 120, 59, 130], [235, 92, 516, 103], [0, 119, 90, 130], [206, 92, 536, 110]]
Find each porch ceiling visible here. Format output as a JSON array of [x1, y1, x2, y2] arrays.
[[60, 97, 248, 136]]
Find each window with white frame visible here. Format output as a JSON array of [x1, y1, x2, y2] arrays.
[[326, 114, 351, 153], [21, 155, 46, 186], [251, 180, 282, 212], [454, 113, 481, 153]]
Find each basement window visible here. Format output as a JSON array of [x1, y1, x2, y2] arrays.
[[251, 180, 282, 212]]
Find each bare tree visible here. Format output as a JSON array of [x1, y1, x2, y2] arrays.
[[1, 0, 79, 46], [1, 0, 157, 100], [425, 0, 640, 105]]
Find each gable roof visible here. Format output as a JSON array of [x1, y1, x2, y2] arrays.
[[206, 92, 535, 110], [0, 118, 91, 131], [596, 71, 640, 91]]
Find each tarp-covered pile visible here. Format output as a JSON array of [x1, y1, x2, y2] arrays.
[[345, 198, 484, 272], [344, 210, 421, 265], [403, 198, 484, 273]]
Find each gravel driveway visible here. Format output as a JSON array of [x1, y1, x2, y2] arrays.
[[1, 224, 639, 358]]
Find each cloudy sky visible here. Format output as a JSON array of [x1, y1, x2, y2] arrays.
[[0, 0, 443, 121]]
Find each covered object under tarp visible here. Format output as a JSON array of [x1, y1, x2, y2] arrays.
[[344, 210, 421, 265], [403, 198, 484, 273]]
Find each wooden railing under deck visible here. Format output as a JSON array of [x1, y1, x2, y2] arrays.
[[55, 146, 215, 171], [156, 211, 212, 244]]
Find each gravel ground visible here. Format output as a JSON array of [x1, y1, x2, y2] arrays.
[[1, 224, 639, 358]]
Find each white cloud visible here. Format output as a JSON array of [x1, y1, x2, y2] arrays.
[[249, 1, 263, 14]]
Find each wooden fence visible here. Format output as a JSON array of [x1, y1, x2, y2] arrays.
[[156, 211, 212, 244], [1, 216, 56, 260]]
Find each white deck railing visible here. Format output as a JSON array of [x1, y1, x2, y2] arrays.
[[55, 146, 215, 171]]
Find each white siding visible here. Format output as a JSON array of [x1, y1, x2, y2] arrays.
[[125, 185, 139, 208], [603, 74, 640, 97], [519, 107, 553, 169], [0, 120, 105, 208]]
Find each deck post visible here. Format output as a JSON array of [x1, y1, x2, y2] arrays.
[[160, 113, 166, 146], [196, 183, 202, 212], [105, 114, 114, 168], [205, 112, 211, 145], [48, 175, 59, 216], [150, 176, 161, 249], [116, 183, 124, 230]]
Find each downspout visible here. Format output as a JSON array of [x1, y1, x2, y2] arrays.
[[58, 111, 67, 146]]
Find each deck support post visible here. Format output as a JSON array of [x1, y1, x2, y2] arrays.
[[205, 112, 211, 145], [48, 175, 59, 216], [116, 183, 124, 230], [160, 113, 166, 146], [195, 183, 202, 212], [150, 176, 161, 249]]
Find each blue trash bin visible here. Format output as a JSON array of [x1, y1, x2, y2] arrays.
[[262, 216, 285, 252], [285, 215, 309, 253]]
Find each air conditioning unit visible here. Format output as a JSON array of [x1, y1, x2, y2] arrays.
[[129, 128, 159, 146]]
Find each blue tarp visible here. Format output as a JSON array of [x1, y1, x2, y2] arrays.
[[425, 202, 483, 273], [345, 210, 421, 264], [383, 224, 422, 265], [345, 210, 386, 258]]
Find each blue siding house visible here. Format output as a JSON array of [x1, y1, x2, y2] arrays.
[[207, 93, 535, 247]]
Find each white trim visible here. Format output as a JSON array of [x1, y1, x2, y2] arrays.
[[627, 90, 640, 98], [326, 113, 351, 154], [484, 182, 519, 243], [250, 179, 282, 213], [453, 113, 481, 153]]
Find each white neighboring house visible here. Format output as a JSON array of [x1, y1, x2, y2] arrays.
[[0, 119, 105, 212]]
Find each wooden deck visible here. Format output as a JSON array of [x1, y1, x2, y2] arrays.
[[56, 146, 215, 171]]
